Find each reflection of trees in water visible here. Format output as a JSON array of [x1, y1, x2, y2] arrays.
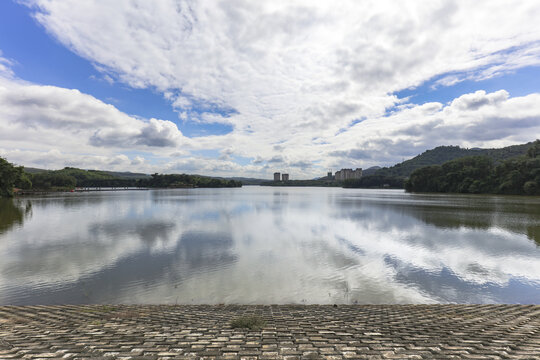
[[334, 195, 540, 245], [0, 199, 32, 234], [404, 201, 540, 245], [528, 226, 540, 245], [28, 194, 120, 209], [403, 205, 492, 231]]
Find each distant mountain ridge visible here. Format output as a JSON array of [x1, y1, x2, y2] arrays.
[[23, 167, 150, 179], [102, 170, 151, 179], [374, 141, 535, 178]]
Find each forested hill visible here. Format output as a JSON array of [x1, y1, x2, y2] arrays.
[[374, 141, 535, 178], [404, 140, 540, 195]]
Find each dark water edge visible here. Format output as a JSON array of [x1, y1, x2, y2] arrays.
[[1, 187, 539, 305]]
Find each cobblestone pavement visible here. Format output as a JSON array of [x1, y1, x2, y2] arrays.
[[1, 305, 540, 359]]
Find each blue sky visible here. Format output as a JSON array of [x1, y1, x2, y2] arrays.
[[1, 1, 539, 177], [395, 66, 540, 105], [0, 0, 234, 137]]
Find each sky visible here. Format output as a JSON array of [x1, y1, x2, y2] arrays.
[[0, 0, 540, 179]]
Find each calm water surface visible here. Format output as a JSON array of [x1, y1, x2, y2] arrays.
[[1, 187, 539, 305]]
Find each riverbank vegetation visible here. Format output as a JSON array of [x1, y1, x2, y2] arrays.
[[0, 159, 242, 197], [138, 173, 242, 188], [344, 140, 538, 190], [342, 175, 404, 189], [0, 157, 31, 197], [404, 140, 540, 195]]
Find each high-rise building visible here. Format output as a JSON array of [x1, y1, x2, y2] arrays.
[[335, 168, 362, 181], [282, 173, 289, 181], [274, 172, 281, 181]]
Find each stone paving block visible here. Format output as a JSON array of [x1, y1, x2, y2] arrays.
[[1, 305, 540, 359]]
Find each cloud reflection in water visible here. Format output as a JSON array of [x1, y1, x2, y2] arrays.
[[0, 188, 538, 304]]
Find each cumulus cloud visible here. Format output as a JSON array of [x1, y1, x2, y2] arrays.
[[2, 1, 540, 177], [327, 90, 540, 169], [0, 147, 149, 172], [24, 1, 540, 103], [131, 156, 145, 166], [329, 149, 373, 160], [2, 71, 539, 177], [0, 73, 199, 173], [165, 156, 263, 175], [450, 90, 508, 111], [0, 74, 192, 157], [0, 77, 188, 147], [89, 118, 184, 148]]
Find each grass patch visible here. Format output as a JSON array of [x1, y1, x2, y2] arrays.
[[80, 305, 118, 313], [99, 305, 117, 312], [230, 315, 266, 330]]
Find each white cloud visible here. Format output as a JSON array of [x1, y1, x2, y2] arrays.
[[0, 147, 149, 173], [1, 70, 539, 177], [131, 156, 145, 166], [0, 74, 195, 172], [0, 51, 14, 78], [327, 90, 540, 169], [24, 1, 540, 102], [2, 1, 540, 177], [449, 90, 508, 111]]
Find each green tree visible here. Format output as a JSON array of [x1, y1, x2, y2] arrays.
[[0, 157, 25, 197], [30, 172, 77, 189], [404, 165, 444, 192], [523, 181, 538, 195], [15, 172, 32, 190], [405, 144, 540, 195], [527, 139, 540, 158]]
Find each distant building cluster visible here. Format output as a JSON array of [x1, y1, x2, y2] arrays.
[[334, 168, 362, 181], [273, 172, 290, 181], [271, 169, 360, 182]]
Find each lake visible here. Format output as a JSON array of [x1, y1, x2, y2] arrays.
[[0, 187, 539, 305]]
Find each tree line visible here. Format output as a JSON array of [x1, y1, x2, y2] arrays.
[[404, 140, 540, 195], [139, 173, 242, 188], [342, 175, 404, 189], [0, 161, 241, 197], [264, 179, 339, 187]]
